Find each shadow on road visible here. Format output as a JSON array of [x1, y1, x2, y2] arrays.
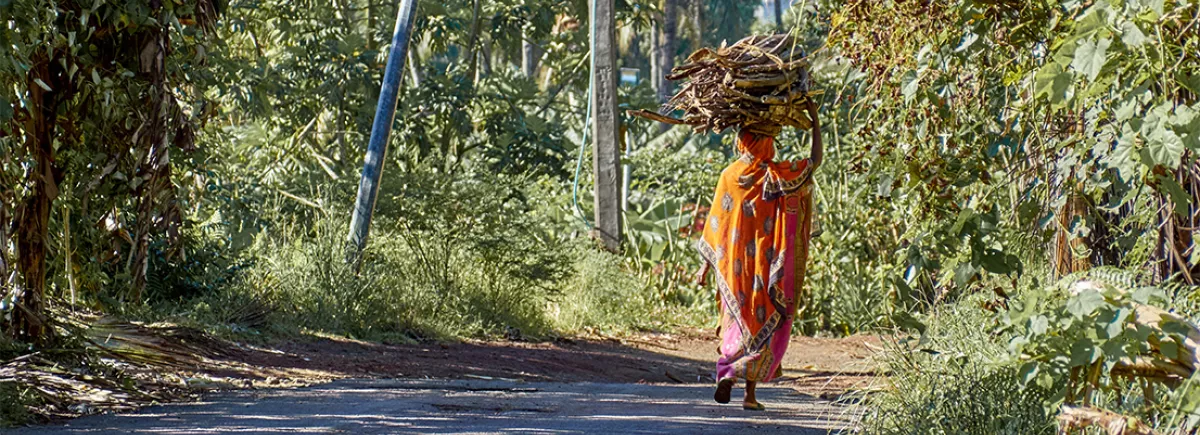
[[21, 379, 859, 434], [235, 334, 720, 384]]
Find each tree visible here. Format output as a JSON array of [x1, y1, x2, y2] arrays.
[[652, 0, 680, 107], [774, 0, 784, 31], [0, 0, 219, 341]]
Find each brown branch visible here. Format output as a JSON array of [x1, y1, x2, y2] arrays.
[[626, 109, 688, 125], [1058, 405, 1160, 435]]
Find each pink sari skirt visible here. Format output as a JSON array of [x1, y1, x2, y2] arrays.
[[714, 196, 799, 383]]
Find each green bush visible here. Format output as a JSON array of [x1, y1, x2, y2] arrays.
[[0, 382, 32, 428], [862, 295, 1055, 435], [149, 165, 711, 342], [550, 246, 709, 334]]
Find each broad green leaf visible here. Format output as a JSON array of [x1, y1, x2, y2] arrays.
[[953, 261, 976, 287], [981, 249, 1014, 274], [1018, 362, 1040, 386], [1034, 63, 1072, 106], [1099, 308, 1129, 338], [1161, 318, 1195, 338], [955, 32, 979, 52], [916, 44, 934, 72], [1067, 289, 1106, 319], [1174, 105, 1200, 150], [1101, 337, 1128, 360], [952, 208, 975, 235], [1156, 174, 1190, 217], [1115, 98, 1139, 122], [1030, 315, 1049, 335], [1161, 340, 1180, 360], [1179, 73, 1200, 96], [1183, 113, 1200, 151], [1120, 21, 1147, 47], [877, 174, 894, 197], [1069, 338, 1100, 366], [1107, 125, 1139, 179], [1008, 335, 1030, 354], [1036, 370, 1055, 390], [892, 311, 927, 334], [1142, 0, 1165, 17], [649, 241, 665, 262], [1143, 105, 1186, 168], [1072, 5, 1110, 41], [901, 70, 920, 103], [1132, 287, 1167, 304], [1071, 38, 1111, 82]]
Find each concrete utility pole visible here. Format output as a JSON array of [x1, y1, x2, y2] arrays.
[[347, 0, 419, 254], [591, 0, 622, 252]]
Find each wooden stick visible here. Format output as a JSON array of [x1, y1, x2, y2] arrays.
[[1058, 405, 1160, 435], [626, 109, 688, 125]]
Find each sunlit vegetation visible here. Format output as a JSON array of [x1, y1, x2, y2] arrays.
[[2, 0, 1199, 431]]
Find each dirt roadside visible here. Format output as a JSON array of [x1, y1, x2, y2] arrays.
[[220, 328, 884, 398], [5, 326, 884, 428]]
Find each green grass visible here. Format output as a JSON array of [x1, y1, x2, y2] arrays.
[[860, 294, 1056, 435], [142, 168, 714, 343], [0, 381, 33, 428], [168, 221, 709, 342]]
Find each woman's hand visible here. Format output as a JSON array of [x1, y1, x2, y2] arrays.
[[807, 99, 824, 168], [695, 262, 711, 287]]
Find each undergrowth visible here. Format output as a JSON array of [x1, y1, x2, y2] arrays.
[[141, 168, 712, 342], [861, 294, 1056, 435], [0, 382, 32, 428]]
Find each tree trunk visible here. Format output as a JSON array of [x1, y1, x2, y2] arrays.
[[130, 30, 173, 302], [522, 36, 541, 79], [12, 56, 62, 342], [774, 0, 784, 31], [480, 42, 493, 76], [650, 21, 662, 94], [1053, 185, 1092, 277], [465, 0, 482, 87], [408, 48, 422, 88], [1153, 156, 1200, 284], [366, 0, 376, 51], [651, 0, 678, 133]]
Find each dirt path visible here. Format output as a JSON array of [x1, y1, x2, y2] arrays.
[[13, 330, 883, 433], [233, 329, 882, 398]]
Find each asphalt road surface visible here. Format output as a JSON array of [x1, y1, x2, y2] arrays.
[[17, 379, 859, 434]]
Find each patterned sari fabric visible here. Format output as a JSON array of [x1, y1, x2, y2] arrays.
[[698, 130, 815, 383]]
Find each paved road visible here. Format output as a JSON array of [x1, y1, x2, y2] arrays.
[[18, 379, 859, 434]]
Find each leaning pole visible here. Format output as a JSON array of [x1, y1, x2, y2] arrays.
[[347, 0, 419, 254]]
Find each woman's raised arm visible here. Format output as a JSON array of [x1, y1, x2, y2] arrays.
[[807, 100, 823, 169]]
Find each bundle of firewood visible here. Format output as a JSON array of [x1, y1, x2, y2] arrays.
[[628, 34, 816, 135]]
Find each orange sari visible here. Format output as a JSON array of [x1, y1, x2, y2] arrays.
[[699, 130, 814, 383]]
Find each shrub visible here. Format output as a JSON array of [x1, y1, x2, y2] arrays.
[[862, 295, 1055, 435]]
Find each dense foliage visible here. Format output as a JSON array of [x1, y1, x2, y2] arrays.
[[3, 0, 1200, 430], [0, 0, 758, 346]]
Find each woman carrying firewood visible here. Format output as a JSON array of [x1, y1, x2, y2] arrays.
[[694, 100, 822, 410], [630, 34, 822, 410]]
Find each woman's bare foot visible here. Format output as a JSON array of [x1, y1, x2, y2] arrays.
[[714, 377, 734, 404], [743, 381, 765, 411]]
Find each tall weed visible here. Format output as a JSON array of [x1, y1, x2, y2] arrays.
[[862, 295, 1055, 435]]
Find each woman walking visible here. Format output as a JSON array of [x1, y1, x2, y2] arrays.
[[695, 101, 823, 411]]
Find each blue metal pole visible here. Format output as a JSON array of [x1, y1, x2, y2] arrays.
[[348, 0, 419, 252]]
